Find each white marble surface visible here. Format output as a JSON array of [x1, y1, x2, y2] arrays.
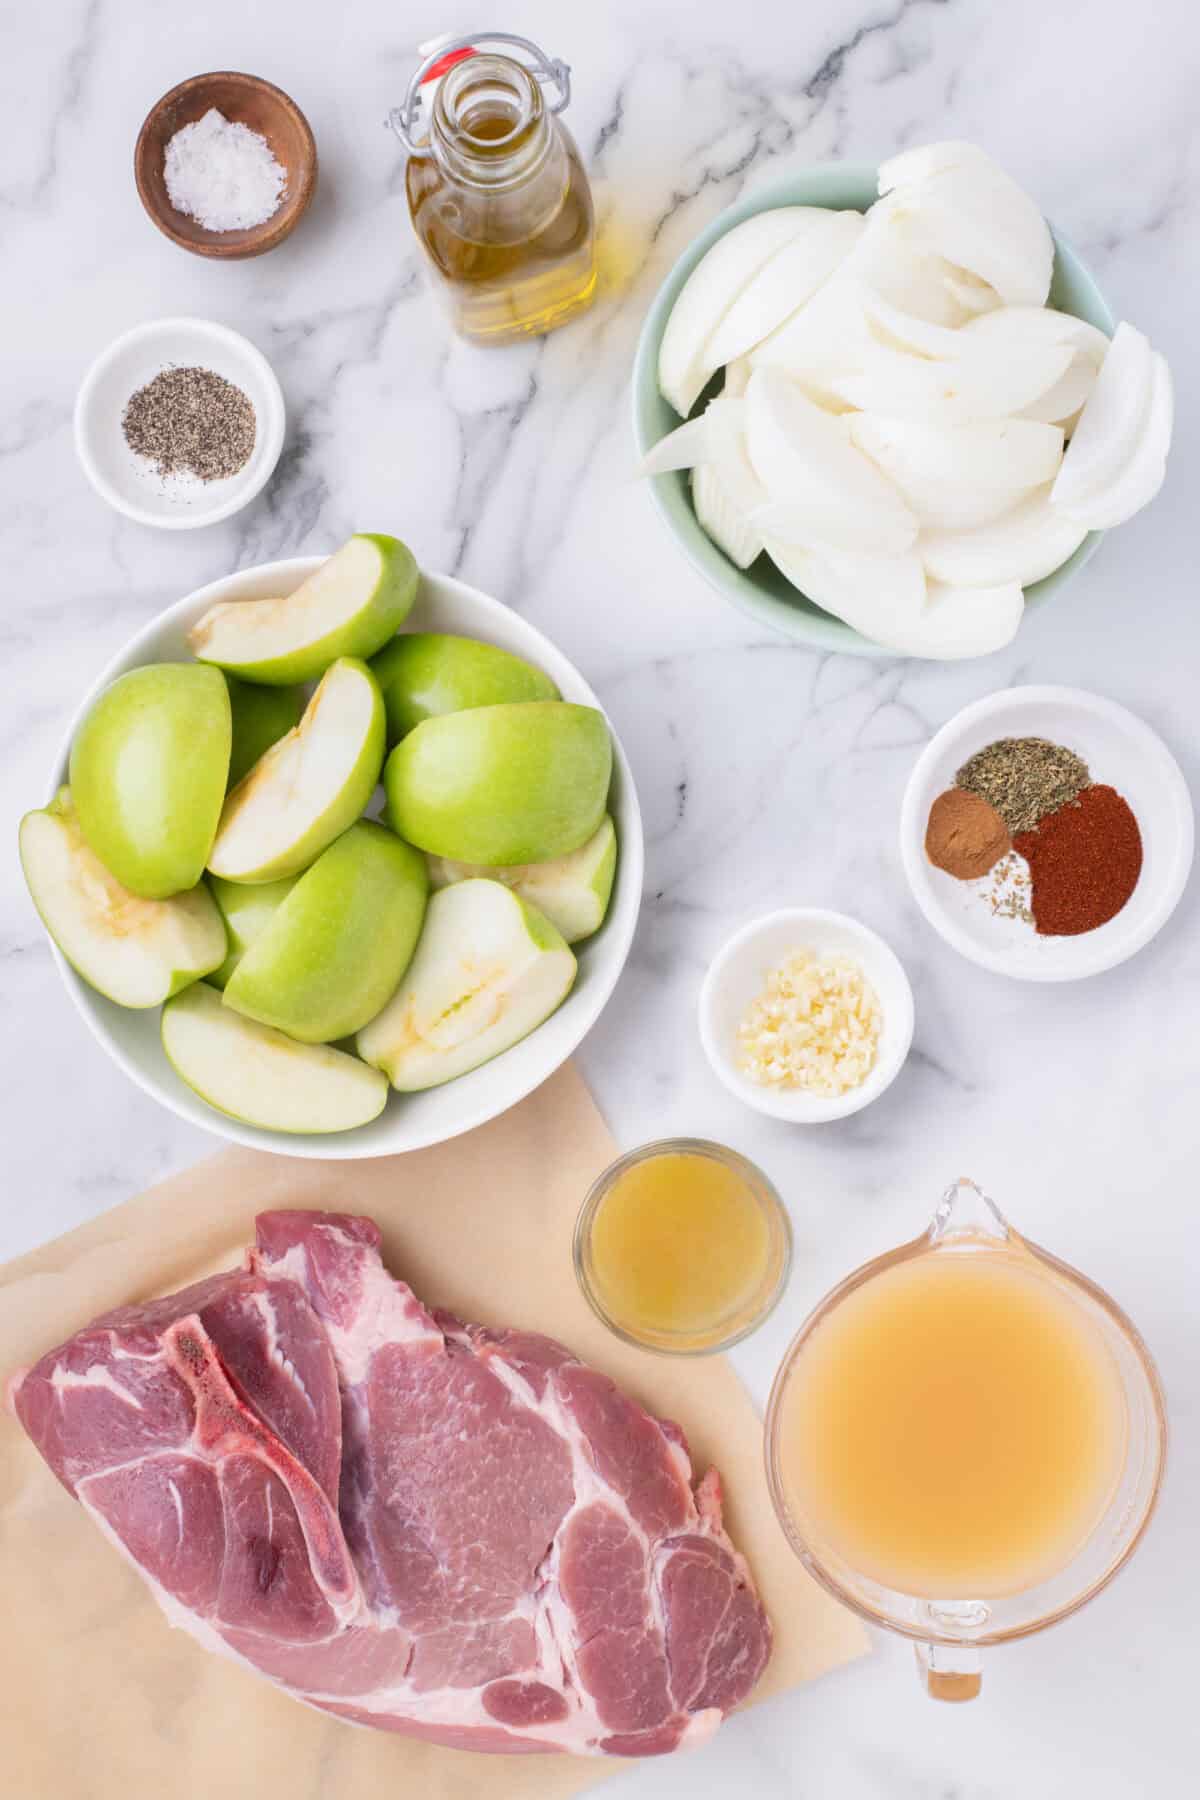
[[3, 0, 1199, 1792]]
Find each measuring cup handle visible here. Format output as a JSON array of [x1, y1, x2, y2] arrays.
[[914, 1641, 982, 1702]]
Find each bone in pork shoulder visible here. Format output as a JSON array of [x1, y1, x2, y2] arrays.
[[12, 1210, 771, 1756]]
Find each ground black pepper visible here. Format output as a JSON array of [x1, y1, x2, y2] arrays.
[[122, 365, 256, 482]]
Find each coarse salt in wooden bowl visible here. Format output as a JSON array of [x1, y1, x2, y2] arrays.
[[135, 71, 317, 260]]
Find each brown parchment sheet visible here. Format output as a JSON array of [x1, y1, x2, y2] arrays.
[[0, 1061, 867, 1799]]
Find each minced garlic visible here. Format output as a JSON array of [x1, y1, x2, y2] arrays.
[[736, 949, 882, 1097]]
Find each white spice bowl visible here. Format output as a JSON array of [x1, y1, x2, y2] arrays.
[[698, 908, 915, 1124], [900, 686, 1194, 982], [74, 317, 286, 529]]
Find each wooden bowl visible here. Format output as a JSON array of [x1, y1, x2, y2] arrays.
[[135, 71, 317, 259]]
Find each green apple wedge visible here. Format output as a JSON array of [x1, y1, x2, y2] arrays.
[[69, 662, 231, 899], [163, 983, 388, 1134], [208, 874, 296, 988], [19, 788, 226, 1007], [225, 676, 304, 788], [223, 822, 428, 1042], [371, 632, 558, 744], [427, 814, 617, 944], [384, 702, 612, 865], [189, 534, 418, 685], [357, 878, 576, 1090], [208, 658, 385, 884]]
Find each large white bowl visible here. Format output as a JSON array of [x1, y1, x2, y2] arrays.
[[44, 559, 643, 1156]]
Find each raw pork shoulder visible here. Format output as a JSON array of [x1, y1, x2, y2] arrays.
[[13, 1210, 771, 1756]]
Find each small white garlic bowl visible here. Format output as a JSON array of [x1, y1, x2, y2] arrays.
[[698, 907, 915, 1124]]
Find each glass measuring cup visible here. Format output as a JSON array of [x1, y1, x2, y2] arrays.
[[765, 1178, 1166, 1700]]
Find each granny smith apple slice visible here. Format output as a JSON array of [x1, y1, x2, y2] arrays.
[[224, 821, 428, 1042], [427, 814, 617, 944], [163, 983, 387, 1134], [357, 879, 576, 1091], [225, 676, 304, 788], [69, 662, 231, 899], [384, 701, 612, 865], [208, 873, 296, 988], [208, 657, 385, 884], [20, 788, 225, 1007], [371, 632, 558, 744], [189, 534, 418, 685]]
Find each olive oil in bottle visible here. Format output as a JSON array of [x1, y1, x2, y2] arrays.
[[396, 40, 596, 345]]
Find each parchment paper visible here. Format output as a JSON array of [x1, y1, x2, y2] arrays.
[[0, 1062, 867, 1799]]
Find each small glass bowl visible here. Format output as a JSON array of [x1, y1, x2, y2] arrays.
[[573, 1137, 793, 1356]]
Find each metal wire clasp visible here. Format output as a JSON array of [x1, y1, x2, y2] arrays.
[[385, 32, 572, 153]]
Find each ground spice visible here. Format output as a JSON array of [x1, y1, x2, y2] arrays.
[[925, 788, 1011, 879], [122, 366, 256, 482], [956, 737, 1091, 836], [1013, 783, 1142, 936]]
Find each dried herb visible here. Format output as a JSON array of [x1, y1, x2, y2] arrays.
[[122, 365, 256, 483], [956, 737, 1090, 836]]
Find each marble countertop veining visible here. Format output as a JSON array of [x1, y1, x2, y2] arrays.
[[3, 0, 1200, 1793]]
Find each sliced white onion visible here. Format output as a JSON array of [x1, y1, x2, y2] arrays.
[[1054, 351, 1173, 529], [767, 539, 1023, 658], [1018, 354, 1098, 426], [851, 414, 1064, 527], [888, 162, 1054, 308], [877, 140, 988, 195], [860, 288, 969, 358], [1050, 321, 1154, 509], [638, 412, 713, 476], [943, 268, 1003, 316], [962, 305, 1110, 362], [692, 463, 763, 567], [910, 580, 1026, 659], [723, 356, 753, 397], [834, 338, 1073, 423], [919, 487, 1089, 587], [845, 199, 972, 325], [658, 208, 826, 417], [699, 210, 864, 376], [748, 274, 875, 410], [745, 369, 917, 552], [705, 396, 768, 514], [765, 539, 927, 640]]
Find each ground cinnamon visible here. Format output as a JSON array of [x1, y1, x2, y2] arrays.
[[925, 788, 1011, 879], [1013, 784, 1142, 935]]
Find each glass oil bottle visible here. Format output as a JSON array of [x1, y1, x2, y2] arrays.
[[389, 34, 596, 346]]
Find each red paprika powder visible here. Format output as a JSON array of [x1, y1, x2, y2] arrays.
[[1013, 784, 1142, 936]]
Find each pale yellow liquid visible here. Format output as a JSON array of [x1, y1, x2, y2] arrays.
[[777, 1250, 1128, 1597], [587, 1152, 774, 1346], [407, 107, 595, 344]]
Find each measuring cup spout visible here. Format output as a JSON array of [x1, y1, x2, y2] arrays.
[[929, 1176, 1012, 1245]]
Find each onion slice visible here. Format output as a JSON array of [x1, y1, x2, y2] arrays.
[[1053, 351, 1173, 529], [919, 487, 1089, 587], [1050, 321, 1153, 509], [745, 368, 917, 552], [658, 208, 829, 417], [700, 210, 864, 376]]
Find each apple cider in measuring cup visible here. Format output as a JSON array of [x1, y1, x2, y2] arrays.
[[392, 36, 596, 345]]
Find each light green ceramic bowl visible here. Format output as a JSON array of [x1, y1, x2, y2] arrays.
[[632, 164, 1115, 657]]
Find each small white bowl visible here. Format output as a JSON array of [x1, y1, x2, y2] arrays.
[[698, 908, 915, 1123], [44, 560, 644, 1158], [900, 685, 1194, 982], [74, 317, 285, 529]]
